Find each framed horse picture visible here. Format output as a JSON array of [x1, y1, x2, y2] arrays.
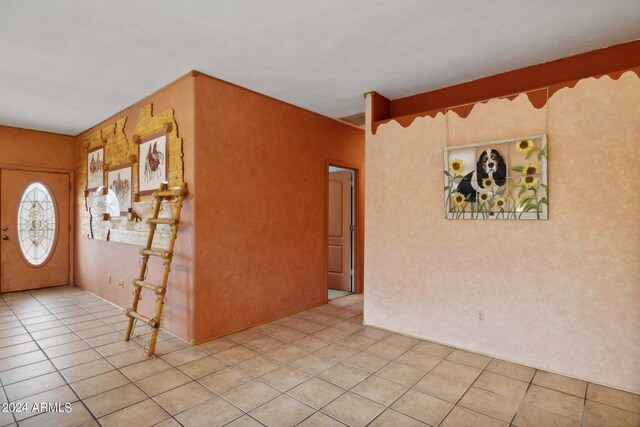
[[87, 145, 104, 191], [138, 133, 168, 195], [107, 164, 132, 216]]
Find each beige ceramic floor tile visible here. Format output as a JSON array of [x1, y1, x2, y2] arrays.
[[430, 360, 482, 385], [485, 358, 535, 382], [586, 383, 640, 413], [60, 358, 115, 383], [265, 344, 308, 363], [226, 328, 265, 344], [583, 400, 640, 427], [0, 341, 39, 359], [98, 399, 170, 427], [153, 381, 214, 415], [223, 379, 281, 412], [369, 409, 428, 426], [4, 371, 66, 401], [250, 394, 315, 427], [43, 340, 90, 359], [376, 361, 426, 387], [290, 354, 336, 376], [364, 341, 406, 360], [226, 414, 266, 427], [17, 401, 93, 427], [271, 326, 307, 343], [459, 387, 520, 422], [287, 377, 345, 409], [292, 335, 330, 352], [441, 405, 509, 427], [196, 337, 238, 354], [260, 365, 312, 392], [475, 370, 529, 400], [412, 341, 455, 358], [524, 384, 584, 419], [175, 396, 244, 427], [52, 348, 103, 370], [343, 351, 389, 373], [0, 350, 47, 371], [135, 368, 191, 396], [319, 363, 369, 389], [71, 370, 130, 399], [0, 360, 56, 385], [380, 334, 420, 349], [413, 372, 470, 403], [178, 355, 228, 378], [446, 349, 492, 369], [322, 392, 385, 427], [513, 402, 581, 427], [396, 350, 441, 372], [160, 346, 207, 366], [335, 333, 377, 350], [83, 383, 147, 418], [352, 375, 408, 406], [533, 370, 587, 397], [120, 357, 172, 381], [216, 345, 261, 365], [297, 411, 347, 426], [355, 327, 391, 340], [391, 389, 453, 426], [244, 336, 287, 353], [313, 343, 358, 362], [199, 366, 253, 394]]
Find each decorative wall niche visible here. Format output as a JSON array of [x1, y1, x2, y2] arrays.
[[77, 104, 184, 246], [444, 134, 548, 220]]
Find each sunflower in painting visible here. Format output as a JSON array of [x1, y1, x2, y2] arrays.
[[449, 159, 465, 175], [493, 197, 506, 210], [521, 175, 539, 188], [451, 192, 466, 207], [477, 191, 490, 204], [516, 139, 535, 154], [523, 163, 539, 175], [482, 177, 495, 188]]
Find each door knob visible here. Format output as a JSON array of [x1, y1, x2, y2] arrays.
[[1, 227, 7, 231], [1, 236, 8, 241]]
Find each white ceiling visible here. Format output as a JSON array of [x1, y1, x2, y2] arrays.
[[1, 1, 639, 135]]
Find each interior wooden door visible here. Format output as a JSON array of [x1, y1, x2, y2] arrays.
[[0, 169, 70, 292], [328, 170, 352, 292]]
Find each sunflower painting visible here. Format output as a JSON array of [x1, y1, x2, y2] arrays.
[[444, 134, 548, 220]]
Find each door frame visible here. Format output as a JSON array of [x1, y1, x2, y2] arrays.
[[0, 163, 75, 290], [325, 159, 362, 302]]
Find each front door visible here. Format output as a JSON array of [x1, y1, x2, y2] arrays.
[[0, 169, 70, 292], [328, 170, 352, 292]]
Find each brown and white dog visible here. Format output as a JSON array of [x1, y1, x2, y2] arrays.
[[457, 149, 506, 202]]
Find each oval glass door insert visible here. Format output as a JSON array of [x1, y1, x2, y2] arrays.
[[17, 183, 57, 266]]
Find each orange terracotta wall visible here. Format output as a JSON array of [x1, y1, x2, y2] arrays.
[[74, 74, 196, 341], [192, 74, 364, 342], [364, 70, 640, 392], [0, 125, 75, 170]]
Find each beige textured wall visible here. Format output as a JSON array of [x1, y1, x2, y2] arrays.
[[364, 71, 640, 392]]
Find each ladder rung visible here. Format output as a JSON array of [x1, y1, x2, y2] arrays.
[[139, 248, 172, 259], [125, 309, 159, 329], [133, 279, 166, 295], [147, 217, 178, 225], [154, 187, 186, 198]]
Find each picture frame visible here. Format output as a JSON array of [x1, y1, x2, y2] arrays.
[[444, 134, 548, 220], [87, 145, 105, 191], [107, 164, 132, 216], [138, 133, 168, 195]]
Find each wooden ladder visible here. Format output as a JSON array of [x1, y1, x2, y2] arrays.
[[124, 182, 187, 356]]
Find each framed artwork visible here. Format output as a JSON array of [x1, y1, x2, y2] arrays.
[[107, 164, 132, 216], [87, 146, 104, 191], [444, 134, 548, 220], [138, 133, 168, 194]]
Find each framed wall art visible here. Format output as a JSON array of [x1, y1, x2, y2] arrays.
[[87, 146, 104, 191], [444, 134, 548, 220], [107, 164, 132, 216], [138, 133, 168, 195]]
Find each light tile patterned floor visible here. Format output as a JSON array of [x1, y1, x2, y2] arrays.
[[0, 286, 638, 426]]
